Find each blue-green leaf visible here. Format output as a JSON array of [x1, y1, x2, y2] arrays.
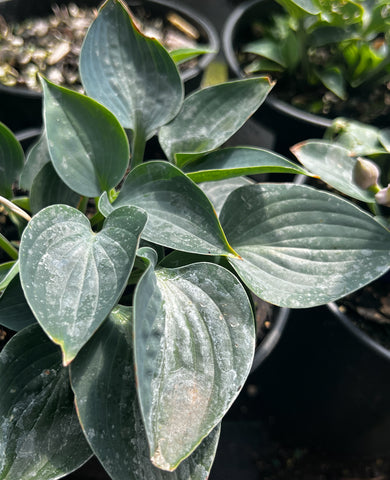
[[19, 204, 147, 365], [184, 147, 309, 182], [70, 305, 220, 479], [41, 76, 129, 198], [80, 0, 183, 137], [100, 161, 237, 256], [291, 140, 375, 202], [134, 248, 255, 470], [221, 184, 390, 308], [159, 78, 274, 165], [0, 324, 92, 480]]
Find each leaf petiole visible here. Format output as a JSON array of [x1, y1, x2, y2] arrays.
[[130, 118, 146, 170], [0, 232, 18, 260], [0, 196, 31, 222]]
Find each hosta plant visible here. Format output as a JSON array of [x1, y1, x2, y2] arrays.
[[241, 0, 390, 120], [0, 1, 390, 479]]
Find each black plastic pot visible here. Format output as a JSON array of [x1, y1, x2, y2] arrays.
[[222, 0, 332, 157], [250, 302, 390, 457], [0, 0, 219, 132]]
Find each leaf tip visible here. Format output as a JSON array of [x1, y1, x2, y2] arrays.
[[290, 141, 305, 155], [151, 447, 175, 472]]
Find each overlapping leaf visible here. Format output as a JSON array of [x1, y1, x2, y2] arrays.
[[80, 0, 183, 137], [291, 140, 375, 202], [30, 163, 80, 214], [133, 248, 255, 470], [19, 204, 147, 365], [184, 147, 309, 183], [99, 161, 236, 256], [70, 305, 220, 480], [19, 133, 50, 191], [0, 324, 92, 480], [158, 78, 274, 165], [0, 122, 24, 199], [41, 77, 129, 197], [221, 183, 390, 308], [0, 275, 36, 331]]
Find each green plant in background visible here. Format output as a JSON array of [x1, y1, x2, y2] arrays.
[[0, 1, 389, 479], [243, 0, 390, 111]]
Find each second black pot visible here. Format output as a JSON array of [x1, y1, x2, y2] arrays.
[[222, 0, 332, 157], [252, 303, 390, 457]]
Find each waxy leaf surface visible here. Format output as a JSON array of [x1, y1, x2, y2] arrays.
[[41, 77, 129, 197], [0, 324, 92, 480], [184, 147, 309, 183], [292, 140, 375, 202], [19, 134, 50, 191], [71, 305, 220, 480], [100, 161, 235, 256], [159, 78, 274, 164], [134, 248, 255, 470], [30, 163, 80, 214], [80, 0, 183, 136], [221, 184, 390, 308], [199, 177, 253, 216], [19, 204, 147, 365], [0, 122, 24, 199]]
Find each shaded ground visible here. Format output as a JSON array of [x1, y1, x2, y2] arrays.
[[211, 420, 390, 480]]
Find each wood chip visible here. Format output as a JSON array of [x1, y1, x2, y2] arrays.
[[47, 42, 71, 65], [166, 12, 199, 40]]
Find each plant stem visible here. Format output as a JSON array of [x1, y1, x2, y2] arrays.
[[0, 196, 31, 222], [77, 196, 88, 214], [0, 233, 18, 260], [130, 118, 146, 170]]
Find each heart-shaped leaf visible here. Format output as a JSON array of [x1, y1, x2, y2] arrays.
[[30, 162, 80, 214], [80, 0, 183, 137], [0, 122, 24, 199], [221, 183, 390, 308], [41, 76, 129, 197], [134, 248, 255, 470], [159, 77, 274, 164], [0, 275, 36, 331], [0, 323, 92, 480], [184, 147, 309, 183], [99, 161, 237, 256], [291, 140, 375, 202], [70, 305, 220, 480], [19, 204, 147, 365]]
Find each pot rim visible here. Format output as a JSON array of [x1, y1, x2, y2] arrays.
[[0, 0, 219, 97], [251, 306, 289, 372], [328, 301, 390, 362], [222, 0, 332, 129]]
